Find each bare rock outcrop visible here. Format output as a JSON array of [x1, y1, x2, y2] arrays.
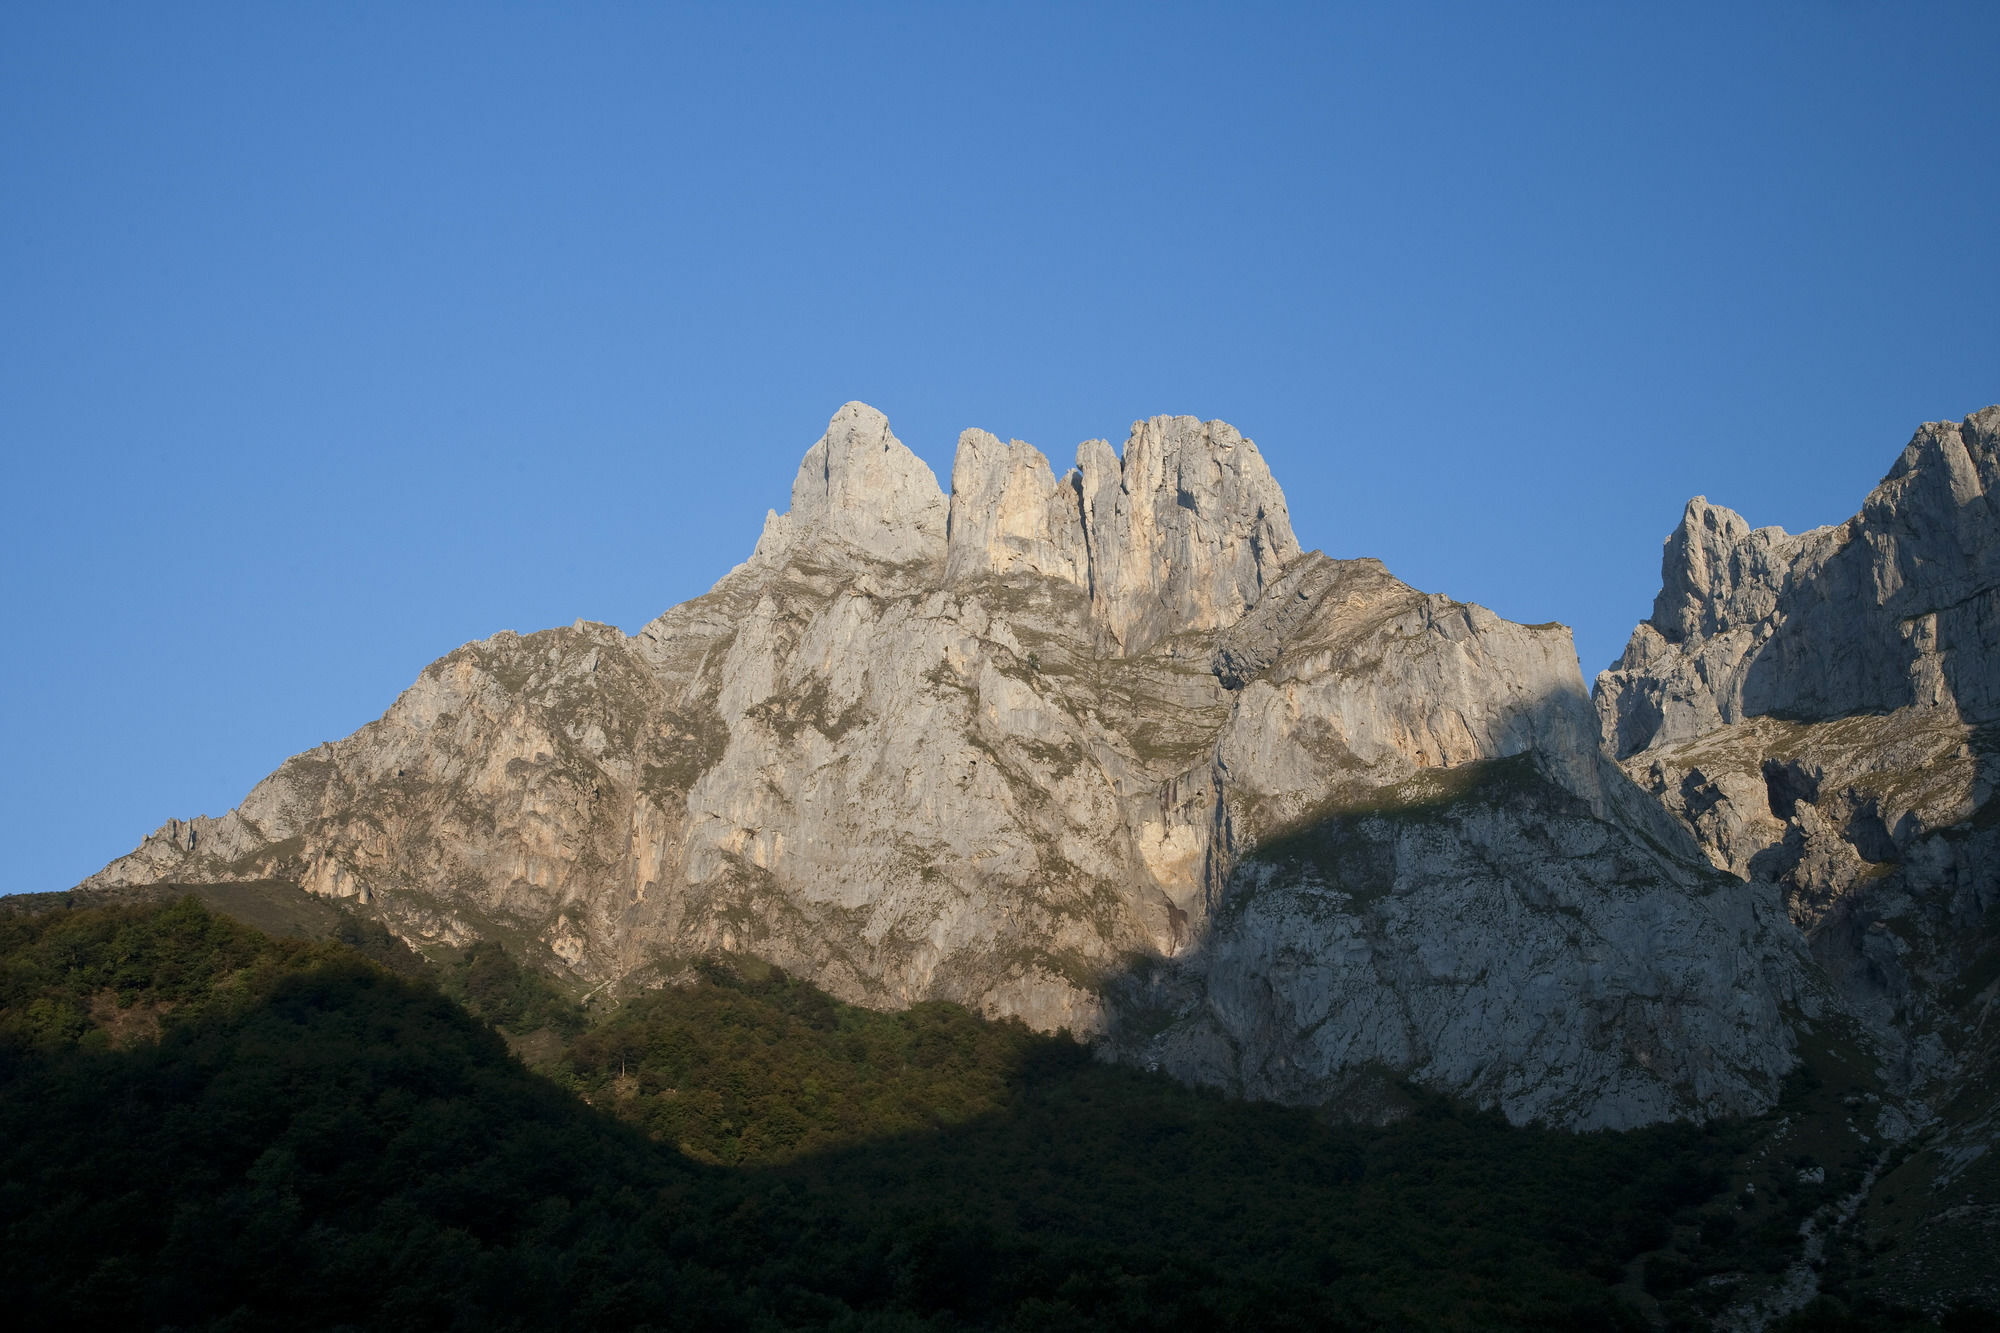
[[749, 402, 948, 567], [82, 402, 1810, 1128], [1104, 756, 1806, 1130], [1596, 406, 2000, 953], [1079, 415, 1299, 653], [1599, 406, 2000, 760], [1596, 405, 2000, 1282], [943, 430, 1089, 586]]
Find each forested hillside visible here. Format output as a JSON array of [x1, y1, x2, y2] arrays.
[[0, 896, 1982, 1331]]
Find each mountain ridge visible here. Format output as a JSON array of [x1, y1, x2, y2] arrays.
[[73, 402, 1995, 1141]]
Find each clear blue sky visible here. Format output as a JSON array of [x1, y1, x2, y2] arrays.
[[4, 3, 1996, 894]]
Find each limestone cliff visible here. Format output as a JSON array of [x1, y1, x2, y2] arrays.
[[1596, 406, 2000, 1301], [1596, 407, 2000, 1003], [84, 402, 1809, 1128], [1599, 406, 2000, 760]]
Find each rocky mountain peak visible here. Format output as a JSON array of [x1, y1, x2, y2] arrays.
[[758, 406, 1301, 656], [751, 401, 948, 566], [1647, 496, 1798, 645], [1080, 415, 1300, 653], [1591, 408, 2000, 1259], [944, 428, 1087, 587], [80, 400, 1820, 1131], [1879, 402, 2000, 505], [1599, 405, 2000, 758]]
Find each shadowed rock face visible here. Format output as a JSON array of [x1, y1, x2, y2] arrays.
[[1102, 756, 1807, 1131], [1599, 406, 2000, 760], [1595, 407, 2000, 1277], [84, 402, 1810, 1128], [1595, 408, 2000, 949]]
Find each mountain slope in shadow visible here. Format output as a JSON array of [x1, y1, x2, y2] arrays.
[[7, 895, 1989, 1331]]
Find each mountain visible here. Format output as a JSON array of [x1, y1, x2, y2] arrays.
[[52, 398, 2000, 1322], [92, 402, 2000, 1137], [1596, 406, 2000, 1308]]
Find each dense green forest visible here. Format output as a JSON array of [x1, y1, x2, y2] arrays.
[[0, 896, 1982, 1331]]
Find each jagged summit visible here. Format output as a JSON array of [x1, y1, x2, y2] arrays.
[[1079, 415, 1298, 652], [749, 402, 948, 566], [1645, 496, 1802, 647], [749, 402, 1299, 655], [1599, 405, 2000, 757], [1591, 407, 2000, 1299]]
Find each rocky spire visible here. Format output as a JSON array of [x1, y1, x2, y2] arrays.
[[755, 406, 1302, 656], [942, 429, 1089, 587], [1597, 405, 2000, 757], [1646, 497, 1797, 644], [749, 402, 947, 566], [1076, 415, 1300, 653]]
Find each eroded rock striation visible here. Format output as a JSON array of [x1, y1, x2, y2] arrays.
[[86, 402, 1811, 1128]]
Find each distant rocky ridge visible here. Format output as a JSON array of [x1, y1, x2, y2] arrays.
[[85, 401, 1844, 1130], [1596, 407, 2000, 1310], [1599, 406, 2000, 759], [1595, 407, 2000, 1044]]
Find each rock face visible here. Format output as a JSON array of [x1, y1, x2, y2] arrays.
[[1596, 407, 2000, 985], [1599, 407, 2000, 760], [938, 413, 1299, 652], [84, 402, 1810, 1128], [1077, 415, 1299, 653], [755, 401, 948, 565], [1102, 755, 1807, 1130], [1596, 407, 2000, 1296]]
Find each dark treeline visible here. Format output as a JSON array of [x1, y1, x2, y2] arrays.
[[0, 897, 1972, 1331]]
